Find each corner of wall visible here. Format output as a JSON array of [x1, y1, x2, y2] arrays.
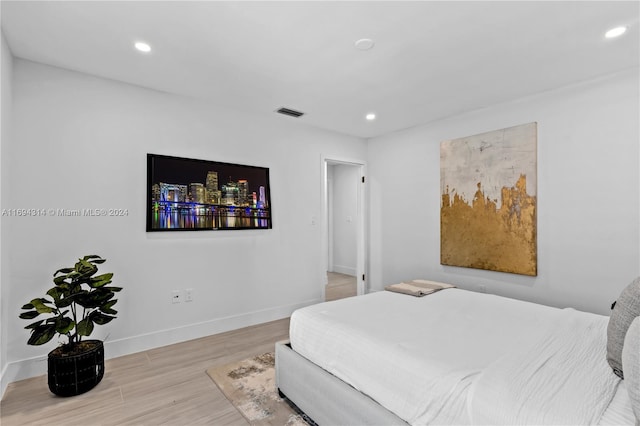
[[0, 28, 14, 400]]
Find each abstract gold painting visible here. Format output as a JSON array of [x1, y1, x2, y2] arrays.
[[440, 122, 537, 276]]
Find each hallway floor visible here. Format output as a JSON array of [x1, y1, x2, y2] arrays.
[[325, 271, 357, 301]]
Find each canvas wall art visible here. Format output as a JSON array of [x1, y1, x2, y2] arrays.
[[440, 122, 537, 276], [147, 154, 272, 231]]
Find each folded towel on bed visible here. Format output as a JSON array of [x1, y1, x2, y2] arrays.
[[385, 279, 455, 297]]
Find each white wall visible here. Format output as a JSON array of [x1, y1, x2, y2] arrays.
[[368, 69, 640, 316], [2, 52, 637, 396], [0, 30, 13, 396], [329, 164, 358, 276], [1, 59, 366, 388]]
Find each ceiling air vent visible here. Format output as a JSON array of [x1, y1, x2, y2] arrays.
[[276, 107, 305, 118]]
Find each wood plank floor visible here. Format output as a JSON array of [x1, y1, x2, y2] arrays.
[[0, 318, 290, 426], [325, 272, 357, 301], [1, 276, 355, 425]]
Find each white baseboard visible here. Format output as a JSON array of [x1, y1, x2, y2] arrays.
[[0, 353, 47, 400], [0, 298, 319, 399], [0, 362, 9, 400], [332, 264, 356, 276]]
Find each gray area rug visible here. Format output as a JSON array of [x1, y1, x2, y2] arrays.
[[207, 352, 314, 426]]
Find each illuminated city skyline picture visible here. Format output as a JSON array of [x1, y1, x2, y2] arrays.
[[147, 154, 272, 231]]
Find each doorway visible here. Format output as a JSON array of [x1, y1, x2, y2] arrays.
[[322, 158, 365, 301]]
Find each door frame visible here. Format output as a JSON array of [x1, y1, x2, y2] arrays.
[[321, 156, 366, 298]]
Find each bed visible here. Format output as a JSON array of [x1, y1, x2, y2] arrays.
[[275, 283, 640, 425]]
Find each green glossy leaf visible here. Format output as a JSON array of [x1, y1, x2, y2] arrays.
[[100, 307, 118, 315], [100, 299, 118, 315], [19, 310, 40, 319], [56, 297, 74, 308], [53, 267, 74, 276], [91, 312, 115, 325], [46, 287, 62, 301], [55, 281, 71, 293], [84, 255, 106, 264], [103, 299, 118, 307], [76, 318, 94, 336], [89, 273, 113, 288], [21, 303, 34, 310], [94, 272, 113, 280], [76, 268, 98, 283], [95, 289, 114, 299], [30, 298, 54, 314], [75, 291, 102, 308], [77, 259, 97, 276], [53, 275, 69, 285], [24, 319, 44, 330], [27, 324, 56, 345], [55, 317, 74, 334]]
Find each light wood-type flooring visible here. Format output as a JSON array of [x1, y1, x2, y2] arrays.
[[1, 275, 356, 425], [0, 318, 290, 426], [325, 271, 357, 301]]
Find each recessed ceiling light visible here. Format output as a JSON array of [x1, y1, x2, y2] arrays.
[[366, 113, 376, 121], [355, 39, 375, 51], [134, 41, 152, 53], [605, 26, 627, 39]]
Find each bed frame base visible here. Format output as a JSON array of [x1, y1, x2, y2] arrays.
[[275, 340, 407, 425]]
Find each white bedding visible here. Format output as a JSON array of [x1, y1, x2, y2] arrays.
[[469, 308, 619, 424], [601, 382, 638, 425], [289, 289, 631, 425]]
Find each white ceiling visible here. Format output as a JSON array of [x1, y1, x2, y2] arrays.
[[2, 1, 639, 138]]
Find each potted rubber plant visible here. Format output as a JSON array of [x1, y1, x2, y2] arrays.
[[19, 255, 122, 396]]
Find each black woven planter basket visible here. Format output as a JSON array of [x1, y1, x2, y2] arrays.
[[47, 340, 104, 397]]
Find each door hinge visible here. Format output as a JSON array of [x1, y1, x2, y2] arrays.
[[362, 274, 366, 281], [362, 176, 365, 183]]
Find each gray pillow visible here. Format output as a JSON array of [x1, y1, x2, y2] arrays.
[[607, 277, 640, 378], [622, 316, 640, 425]]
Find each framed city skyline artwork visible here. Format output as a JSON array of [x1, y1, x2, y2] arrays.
[[440, 122, 537, 276], [147, 154, 272, 231]]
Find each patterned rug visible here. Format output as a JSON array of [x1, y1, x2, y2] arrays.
[[206, 352, 315, 426]]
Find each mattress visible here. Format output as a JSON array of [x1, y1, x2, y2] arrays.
[[289, 289, 631, 425]]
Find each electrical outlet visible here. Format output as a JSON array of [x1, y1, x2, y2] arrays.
[[185, 288, 194, 302], [171, 290, 181, 304]]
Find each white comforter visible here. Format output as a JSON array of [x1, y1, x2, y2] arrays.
[[289, 289, 626, 425], [469, 309, 620, 425]]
